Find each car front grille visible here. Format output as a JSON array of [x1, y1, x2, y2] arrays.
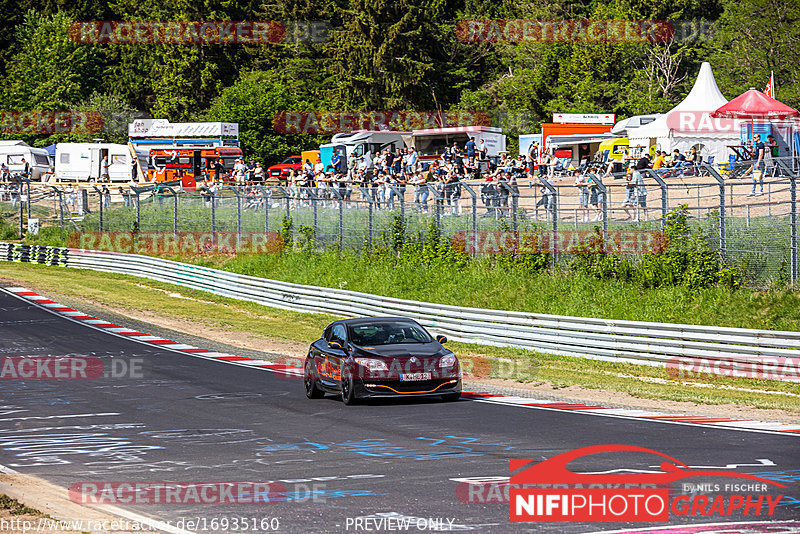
[[363, 379, 459, 394]]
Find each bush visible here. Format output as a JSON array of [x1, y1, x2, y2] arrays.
[[569, 206, 742, 290]]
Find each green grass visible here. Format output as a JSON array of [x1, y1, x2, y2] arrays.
[[0, 494, 49, 517], [2, 262, 799, 415]]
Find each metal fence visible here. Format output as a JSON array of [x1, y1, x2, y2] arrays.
[[2, 241, 799, 382], [1, 158, 797, 284]]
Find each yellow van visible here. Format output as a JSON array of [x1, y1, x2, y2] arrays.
[[598, 138, 630, 162]]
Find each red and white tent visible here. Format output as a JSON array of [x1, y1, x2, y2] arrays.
[[712, 88, 798, 120]]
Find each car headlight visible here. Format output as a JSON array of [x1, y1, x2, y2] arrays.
[[439, 353, 457, 368], [355, 358, 388, 371]]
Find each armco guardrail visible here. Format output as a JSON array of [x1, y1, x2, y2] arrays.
[[3, 242, 799, 381]]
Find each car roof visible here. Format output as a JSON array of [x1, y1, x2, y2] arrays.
[[337, 317, 421, 327]]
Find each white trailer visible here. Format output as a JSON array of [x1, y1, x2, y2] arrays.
[[0, 141, 52, 181], [406, 126, 507, 158], [55, 143, 147, 182]]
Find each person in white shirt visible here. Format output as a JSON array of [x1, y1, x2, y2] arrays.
[[478, 139, 487, 160], [127, 178, 138, 208], [407, 148, 418, 173], [208, 181, 218, 207]]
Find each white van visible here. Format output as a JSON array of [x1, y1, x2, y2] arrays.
[[55, 143, 146, 182], [0, 140, 52, 181]]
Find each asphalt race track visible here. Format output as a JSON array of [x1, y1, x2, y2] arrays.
[[0, 286, 798, 534]]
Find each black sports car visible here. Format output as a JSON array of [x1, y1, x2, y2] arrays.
[[304, 317, 462, 404]]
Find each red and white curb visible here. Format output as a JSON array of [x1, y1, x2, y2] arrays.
[[6, 286, 800, 436], [4, 286, 302, 377]]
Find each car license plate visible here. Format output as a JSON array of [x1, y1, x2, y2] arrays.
[[400, 372, 431, 381]]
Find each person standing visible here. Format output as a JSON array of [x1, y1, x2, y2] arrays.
[[588, 174, 604, 221], [385, 150, 395, 175], [130, 158, 139, 182], [208, 180, 218, 208], [331, 151, 341, 174], [765, 134, 777, 175], [478, 139, 488, 161], [465, 137, 476, 160], [214, 158, 224, 183], [633, 169, 648, 221], [247, 158, 256, 182], [749, 134, 765, 196], [101, 184, 110, 208], [66, 185, 76, 210], [127, 177, 138, 208], [574, 170, 590, 222], [101, 155, 111, 182], [406, 147, 417, 174], [393, 148, 403, 176]]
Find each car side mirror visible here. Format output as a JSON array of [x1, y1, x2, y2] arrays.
[[436, 335, 448, 344], [329, 340, 345, 351]]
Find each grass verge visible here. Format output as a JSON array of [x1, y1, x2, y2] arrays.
[[0, 495, 49, 517], [174, 249, 800, 332], [2, 262, 799, 416]]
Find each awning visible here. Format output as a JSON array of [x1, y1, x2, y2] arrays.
[[546, 134, 617, 148]]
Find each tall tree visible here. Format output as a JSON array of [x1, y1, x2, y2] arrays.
[[709, 0, 800, 106], [331, 0, 447, 109], [2, 10, 103, 111], [104, 0, 261, 119]]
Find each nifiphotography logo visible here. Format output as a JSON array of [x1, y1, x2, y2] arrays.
[[508, 445, 785, 522]]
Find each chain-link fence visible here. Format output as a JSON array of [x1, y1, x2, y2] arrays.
[[1, 157, 797, 285]]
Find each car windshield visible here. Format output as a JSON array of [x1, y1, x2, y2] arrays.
[[348, 321, 432, 346]]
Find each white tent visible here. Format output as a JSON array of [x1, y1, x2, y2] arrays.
[[628, 62, 741, 164]]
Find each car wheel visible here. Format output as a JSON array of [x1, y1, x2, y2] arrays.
[[341, 369, 358, 405], [441, 392, 461, 402], [304, 359, 324, 399]]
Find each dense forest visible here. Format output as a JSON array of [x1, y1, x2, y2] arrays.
[[0, 0, 797, 164]]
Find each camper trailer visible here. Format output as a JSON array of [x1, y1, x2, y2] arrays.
[[320, 130, 407, 171], [0, 141, 52, 181], [55, 143, 146, 182], [407, 126, 506, 160]]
